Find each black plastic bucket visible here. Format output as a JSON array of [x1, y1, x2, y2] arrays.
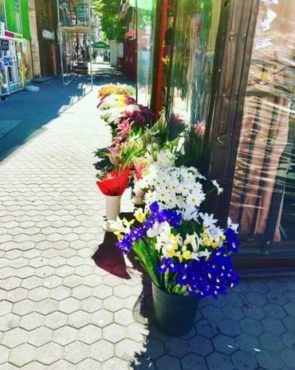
[[152, 283, 199, 336]]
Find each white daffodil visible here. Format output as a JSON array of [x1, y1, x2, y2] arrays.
[[227, 217, 239, 233], [181, 206, 199, 221], [212, 179, 223, 195], [184, 233, 200, 252], [199, 213, 218, 228], [146, 221, 171, 238], [196, 249, 211, 260]]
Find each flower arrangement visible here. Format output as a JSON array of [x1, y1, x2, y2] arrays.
[[112, 159, 239, 299], [97, 84, 153, 145]]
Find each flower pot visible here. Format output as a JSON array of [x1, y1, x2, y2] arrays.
[[152, 283, 199, 336], [105, 195, 121, 231]]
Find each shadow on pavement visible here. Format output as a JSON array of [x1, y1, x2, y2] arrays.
[[92, 231, 131, 279]]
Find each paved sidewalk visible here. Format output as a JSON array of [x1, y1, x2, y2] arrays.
[[0, 80, 295, 370]]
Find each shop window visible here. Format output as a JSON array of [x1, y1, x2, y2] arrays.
[[229, 0, 295, 244], [168, 0, 221, 138]]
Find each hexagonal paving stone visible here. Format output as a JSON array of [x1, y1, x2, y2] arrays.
[[72, 286, 93, 300], [189, 335, 213, 356], [64, 341, 91, 364], [239, 318, 263, 336], [103, 323, 127, 343], [284, 303, 295, 317], [20, 312, 45, 330], [81, 297, 102, 313], [235, 333, 261, 352], [218, 318, 242, 337], [182, 354, 207, 370], [9, 343, 36, 367], [53, 326, 78, 345], [0, 300, 12, 316], [92, 309, 113, 328], [281, 332, 295, 348], [259, 332, 284, 352], [0, 344, 9, 365], [43, 275, 63, 289], [27, 327, 53, 347], [78, 324, 102, 344], [201, 305, 224, 323], [195, 319, 218, 338], [262, 317, 285, 335], [82, 274, 103, 288], [75, 358, 102, 370], [28, 287, 49, 302], [90, 340, 114, 362], [213, 334, 237, 354], [222, 304, 245, 321], [103, 296, 125, 312], [280, 348, 295, 368], [36, 342, 63, 366], [264, 303, 286, 319], [156, 355, 182, 370], [6, 287, 28, 303], [102, 357, 129, 370], [242, 304, 265, 320], [68, 311, 92, 329], [35, 298, 58, 315], [59, 297, 80, 314], [115, 338, 145, 362], [207, 352, 234, 370], [63, 275, 84, 288], [0, 313, 20, 331], [232, 350, 259, 370], [114, 308, 134, 327], [50, 286, 71, 301], [45, 311, 68, 330], [162, 337, 190, 359], [93, 285, 112, 299], [2, 327, 28, 348], [22, 276, 43, 290], [257, 350, 284, 370]]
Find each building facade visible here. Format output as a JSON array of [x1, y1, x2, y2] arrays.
[[28, 0, 59, 77], [0, 0, 32, 96]]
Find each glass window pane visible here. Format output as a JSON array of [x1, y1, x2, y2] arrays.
[[137, 0, 157, 106], [229, 0, 295, 243], [168, 0, 221, 137]]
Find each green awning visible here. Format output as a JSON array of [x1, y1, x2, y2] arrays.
[[91, 41, 110, 49]]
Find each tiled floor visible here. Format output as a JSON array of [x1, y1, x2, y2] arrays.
[[0, 79, 295, 370]]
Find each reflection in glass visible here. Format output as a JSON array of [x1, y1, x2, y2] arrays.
[[168, 0, 221, 138], [229, 0, 295, 242], [137, 0, 156, 106]]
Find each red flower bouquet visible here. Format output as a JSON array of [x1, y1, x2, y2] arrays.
[[96, 167, 130, 196]]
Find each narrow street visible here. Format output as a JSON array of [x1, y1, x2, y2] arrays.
[[0, 78, 295, 370]]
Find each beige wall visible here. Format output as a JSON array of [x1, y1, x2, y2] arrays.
[[28, 0, 41, 76]]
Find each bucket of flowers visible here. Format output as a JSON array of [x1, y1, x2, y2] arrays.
[[95, 138, 144, 231], [96, 166, 130, 232], [111, 151, 240, 336]]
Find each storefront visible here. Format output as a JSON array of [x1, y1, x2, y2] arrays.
[[0, 32, 27, 96], [0, 0, 31, 97], [137, 0, 295, 269]]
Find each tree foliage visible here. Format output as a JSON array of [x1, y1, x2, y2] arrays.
[[93, 0, 124, 41]]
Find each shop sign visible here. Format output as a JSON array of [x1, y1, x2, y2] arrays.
[[75, 3, 88, 22], [42, 29, 55, 40]]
